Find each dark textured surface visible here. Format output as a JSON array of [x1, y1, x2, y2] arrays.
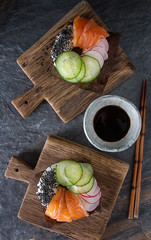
[[0, 0, 151, 239]]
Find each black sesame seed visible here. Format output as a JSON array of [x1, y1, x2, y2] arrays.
[[37, 168, 59, 208], [51, 25, 73, 63]]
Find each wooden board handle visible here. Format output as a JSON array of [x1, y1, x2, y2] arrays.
[[11, 76, 59, 118], [5, 156, 33, 183], [11, 85, 44, 118]]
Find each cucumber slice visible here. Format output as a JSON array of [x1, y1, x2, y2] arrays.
[[56, 160, 73, 186], [75, 163, 93, 187], [56, 51, 82, 80], [56, 160, 82, 186], [80, 162, 94, 175], [68, 177, 94, 194], [66, 60, 86, 83], [65, 161, 83, 184], [80, 55, 101, 83]]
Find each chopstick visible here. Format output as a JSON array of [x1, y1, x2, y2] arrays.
[[134, 79, 147, 218], [128, 80, 146, 219], [128, 79, 147, 219]]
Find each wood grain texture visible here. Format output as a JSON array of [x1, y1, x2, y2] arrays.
[[5, 156, 33, 183], [12, 0, 134, 123], [5, 135, 129, 240]]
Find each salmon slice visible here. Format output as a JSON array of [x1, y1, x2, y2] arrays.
[[91, 26, 109, 38], [82, 18, 97, 32], [65, 190, 88, 220], [83, 19, 109, 37], [73, 17, 109, 50], [57, 188, 72, 222], [72, 16, 89, 47], [45, 186, 63, 219], [78, 30, 100, 50]]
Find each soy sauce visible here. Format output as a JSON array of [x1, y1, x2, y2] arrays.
[[93, 105, 130, 142]]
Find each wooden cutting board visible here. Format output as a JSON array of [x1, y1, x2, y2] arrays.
[[11, 0, 134, 123], [5, 135, 129, 240]]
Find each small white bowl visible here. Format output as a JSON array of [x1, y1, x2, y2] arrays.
[[83, 95, 141, 152]]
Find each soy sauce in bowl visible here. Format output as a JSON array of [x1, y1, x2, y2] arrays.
[[93, 105, 130, 142]]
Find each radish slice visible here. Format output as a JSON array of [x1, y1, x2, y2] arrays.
[[104, 52, 108, 60], [93, 41, 106, 50], [91, 47, 107, 58], [84, 44, 106, 56], [81, 179, 97, 197], [89, 47, 106, 58], [81, 191, 102, 204], [90, 186, 101, 197], [85, 46, 107, 60], [85, 50, 104, 67], [81, 198, 100, 212], [100, 37, 109, 52], [84, 38, 109, 56], [92, 37, 109, 52], [83, 37, 109, 70], [91, 46, 106, 55], [82, 186, 100, 198]]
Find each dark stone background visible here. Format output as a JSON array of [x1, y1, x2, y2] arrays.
[[0, 0, 151, 239]]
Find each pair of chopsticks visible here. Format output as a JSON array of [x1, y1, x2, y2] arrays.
[[128, 79, 147, 219]]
